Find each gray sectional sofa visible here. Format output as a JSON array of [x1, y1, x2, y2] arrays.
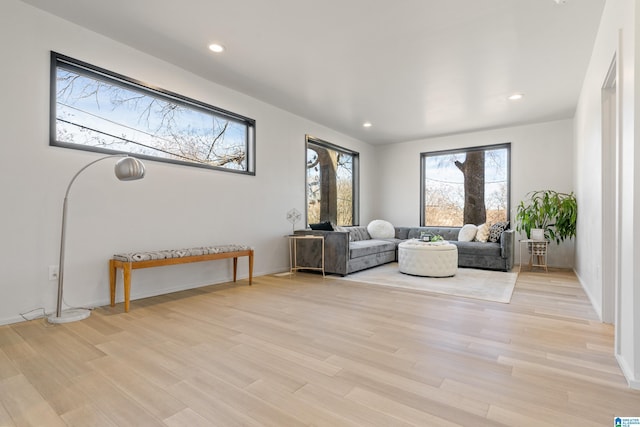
[[293, 225, 514, 276]]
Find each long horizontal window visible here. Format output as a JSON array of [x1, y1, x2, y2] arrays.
[[51, 52, 255, 174]]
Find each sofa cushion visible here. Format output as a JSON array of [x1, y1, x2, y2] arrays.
[[394, 227, 411, 240], [379, 238, 403, 245], [407, 227, 460, 241], [350, 239, 396, 259], [452, 241, 501, 257], [367, 220, 395, 239], [458, 224, 478, 242]]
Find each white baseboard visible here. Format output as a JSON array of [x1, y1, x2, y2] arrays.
[[616, 353, 640, 390], [0, 314, 40, 326], [573, 267, 603, 322]]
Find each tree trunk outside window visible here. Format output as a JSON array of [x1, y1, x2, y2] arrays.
[[308, 146, 338, 224], [455, 151, 486, 225]]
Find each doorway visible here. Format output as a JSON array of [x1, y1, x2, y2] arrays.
[[600, 54, 620, 328]]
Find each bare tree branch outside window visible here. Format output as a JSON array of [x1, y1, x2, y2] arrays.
[[51, 52, 255, 174]]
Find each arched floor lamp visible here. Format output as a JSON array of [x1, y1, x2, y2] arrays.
[[48, 154, 145, 324]]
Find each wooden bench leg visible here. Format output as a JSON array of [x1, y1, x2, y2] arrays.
[[233, 252, 253, 285], [109, 260, 117, 307], [123, 262, 132, 313]]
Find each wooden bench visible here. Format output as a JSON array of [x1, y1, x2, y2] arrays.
[[109, 245, 253, 312]]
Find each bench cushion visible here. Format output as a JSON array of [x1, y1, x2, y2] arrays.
[[113, 244, 252, 262]]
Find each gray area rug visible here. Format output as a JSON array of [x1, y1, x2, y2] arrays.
[[335, 262, 518, 303]]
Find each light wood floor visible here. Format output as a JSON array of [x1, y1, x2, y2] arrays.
[[1, 269, 639, 426]]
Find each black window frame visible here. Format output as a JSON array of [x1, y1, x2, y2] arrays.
[[420, 143, 511, 227], [305, 135, 360, 227], [50, 51, 256, 175]]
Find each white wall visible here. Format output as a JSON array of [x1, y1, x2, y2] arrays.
[[375, 120, 575, 268], [0, 0, 376, 324], [574, 0, 639, 388]]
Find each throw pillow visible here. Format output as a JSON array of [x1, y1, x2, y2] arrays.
[[309, 221, 333, 231], [350, 227, 371, 241], [475, 223, 490, 242], [488, 221, 509, 243], [458, 224, 478, 242], [367, 220, 395, 239], [335, 226, 371, 241]]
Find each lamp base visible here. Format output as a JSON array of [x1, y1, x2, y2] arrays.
[[47, 308, 91, 324]]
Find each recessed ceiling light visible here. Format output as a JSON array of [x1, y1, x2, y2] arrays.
[[363, 122, 372, 128], [208, 43, 225, 53], [508, 93, 524, 101]]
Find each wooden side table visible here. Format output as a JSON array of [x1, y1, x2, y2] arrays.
[[519, 239, 549, 272], [287, 234, 325, 277]]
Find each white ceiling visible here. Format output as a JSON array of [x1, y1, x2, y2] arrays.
[[21, 0, 605, 145]]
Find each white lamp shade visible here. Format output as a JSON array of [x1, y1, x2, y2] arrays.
[[114, 157, 145, 181]]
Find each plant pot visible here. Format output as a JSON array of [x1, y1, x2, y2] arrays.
[[530, 228, 545, 241]]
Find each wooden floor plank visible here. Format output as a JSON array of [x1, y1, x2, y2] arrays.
[[88, 356, 187, 420], [293, 382, 414, 427], [72, 370, 165, 426], [163, 408, 216, 427], [0, 269, 638, 426], [0, 375, 66, 427], [166, 380, 263, 427], [344, 386, 461, 427], [0, 400, 17, 427], [60, 403, 119, 427], [246, 378, 361, 427]]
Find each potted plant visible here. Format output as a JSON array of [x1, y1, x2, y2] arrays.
[[515, 190, 578, 243], [515, 190, 577, 269]]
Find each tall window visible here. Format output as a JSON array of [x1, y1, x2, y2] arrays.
[[421, 143, 510, 226], [51, 52, 255, 175], [306, 136, 359, 226]]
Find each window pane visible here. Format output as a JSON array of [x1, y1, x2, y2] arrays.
[[422, 144, 510, 227], [484, 147, 509, 224], [336, 154, 353, 225], [52, 53, 255, 174], [424, 153, 466, 226], [306, 138, 358, 226]]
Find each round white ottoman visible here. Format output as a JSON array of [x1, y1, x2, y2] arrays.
[[398, 240, 458, 277]]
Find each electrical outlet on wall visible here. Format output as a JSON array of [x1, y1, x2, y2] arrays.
[[48, 265, 59, 281]]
